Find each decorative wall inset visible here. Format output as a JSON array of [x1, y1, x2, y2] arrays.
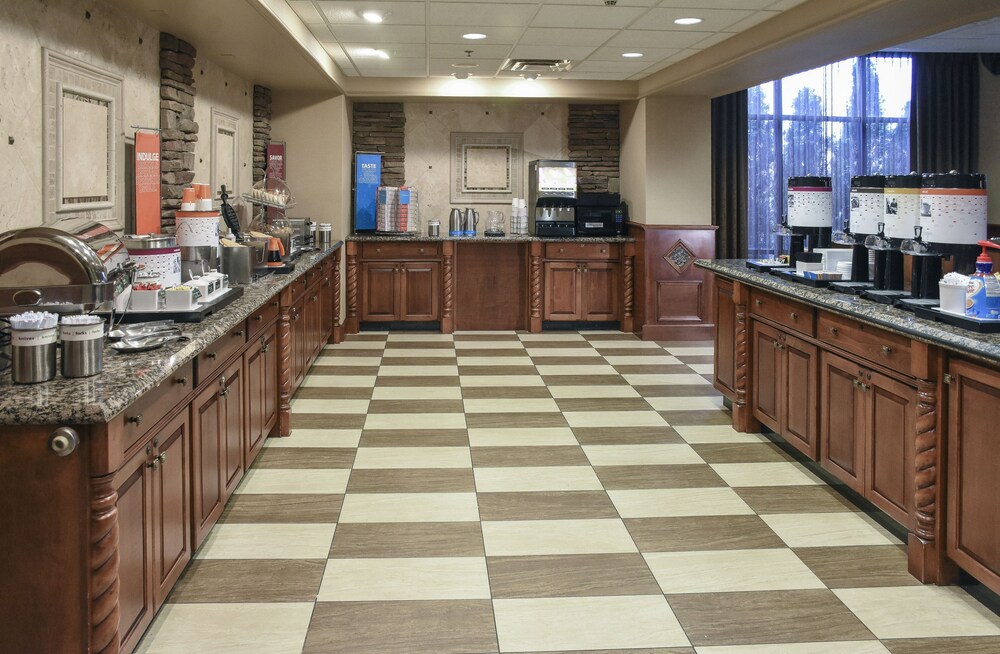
[[569, 104, 620, 194], [449, 132, 523, 204], [352, 102, 405, 186]]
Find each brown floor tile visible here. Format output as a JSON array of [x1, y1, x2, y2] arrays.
[[383, 342, 455, 349], [667, 590, 875, 646], [367, 399, 465, 413], [322, 348, 385, 357], [523, 340, 598, 348], [794, 545, 921, 588], [329, 522, 484, 557], [583, 333, 642, 341], [674, 355, 714, 364], [462, 386, 552, 399], [168, 560, 325, 603], [220, 494, 343, 523], [304, 600, 498, 654], [612, 365, 693, 375], [309, 365, 380, 376], [466, 413, 568, 429], [595, 464, 726, 490], [659, 409, 733, 426], [375, 376, 461, 387], [631, 385, 720, 397], [471, 446, 590, 467], [528, 356, 606, 366], [515, 650, 693, 654], [595, 348, 666, 357], [477, 491, 619, 521], [458, 365, 539, 376], [346, 468, 476, 493], [883, 637, 1000, 653], [624, 516, 785, 552], [293, 387, 374, 400], [691, 443, 795, 464], [735, 486, 860, 514], [359, 429, 470, 447], [454, 333, 521, 341], [456, 348, 527, 357], [379, 357, 459, 366], [487, 553, 661, 598], [556, 397, 653, 412], [572, 426, 685, 445], [342, 334, 388, 342], [654, 341, 714, 348], [291, 414, 366, 429], [254, 448, 357, 469], [543, 374, 628, 385]]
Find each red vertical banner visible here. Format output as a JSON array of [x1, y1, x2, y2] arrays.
[[265, 142, 286, 221], [135, 131, 162, 234]]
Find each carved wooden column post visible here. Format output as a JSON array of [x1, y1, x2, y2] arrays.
[[622, 242, 635, 334], [529, 241, 543, 333], [331, 247, 342, 344], [730, 281, 760, 433], [90, 474, 120, 654], [277, 285, 293, 437], [441, 240, 454, 334], [344, 240, 359, 335]]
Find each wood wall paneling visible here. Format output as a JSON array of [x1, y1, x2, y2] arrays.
[[455, 243, 526, 331]]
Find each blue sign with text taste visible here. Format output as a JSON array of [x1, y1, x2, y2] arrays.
[[354, 153, 382, 231]]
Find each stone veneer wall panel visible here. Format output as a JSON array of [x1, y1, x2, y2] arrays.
[[159, 33, 197, 232], [253, 85, 272, 182], [352, 103, 405, 187], [569, 104, 620, 194]]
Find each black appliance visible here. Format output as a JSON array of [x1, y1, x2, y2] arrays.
[[576, 193, 628, 237]]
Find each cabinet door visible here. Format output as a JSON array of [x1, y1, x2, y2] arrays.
[[399, 262, 441, 321], [865, 370, 915, 527], [948, 359, 1000, 593], [714, 279, 737, 398], [291, 297, 307, 388], [544, 262, 581, 320], [751, 321, 782, 433], [191, 379, 225, 548], [151, 411, 191, 607], [222, 359, 245, 499], [321, 274, 334, 340], [782, 332, 819, 459], [820, 351, 865, 493], [115, 445, 154, 654], [245, 336, 267, 468], [362, 262, 399, 321], [581, 261, 619, 321], [309, 289, 323, 359], [262, 323, 279, 438]]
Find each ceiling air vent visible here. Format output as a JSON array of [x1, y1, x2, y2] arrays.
[[503, 58, 571, 73]]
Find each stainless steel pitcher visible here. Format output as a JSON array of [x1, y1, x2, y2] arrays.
[[463, 209, 479, 236], [449, 208, 463, 236]]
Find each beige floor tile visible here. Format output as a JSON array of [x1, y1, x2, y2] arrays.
[[526, 348, 602, 358], [761, 513, 897, 547], [664, 346, 715, 356], [329, 522, 484, 557], [136, 603, 314, 654], [583, 443, 705, 466], [833, 586, 1000, 639], [644, 548, 825, 594], [536, 364, 619, 375], [564, 410, 669, 428], [338, 492, 480, 523], [710, 462, 823, 487], [329, 342, 386, 350], [375, 348, 456, 358], [518, 333, 587, 341], [370, 386, 463, 400], [590, 340, 664, 349], [624, 373, 713, 385], [493, 595, 689, 651], [317, 557, 491, 601], [463, 398, 560, 413], [688, 363, 715, 374], [481, 519, 638, 556], [603, 355, 683, 365], [468, 427, 577, 447], [647, 396, 726, 411], [377, 365, 459, 376], [313, 356, 383, 367], [457, 356, 534, 366], [674, 425, 768, 444], [547, 384, 641, 398], [290, 399, 370, 414], [263, 429, 361, 448], [696, 643, 890, 653], [353, 446, 472, 469], [474, 465, 603, 492], [455, 340, 527, 349], [235, 469, 350, 495], [363, 413, 467, 430], [301, 375, 377, 387], [608, 488, 755, 518], [195, 523, 336, 559], [460, 375, 545, 387], [387, 333, 454, 341]]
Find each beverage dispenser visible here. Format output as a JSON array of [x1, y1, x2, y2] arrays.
[[528, 160, 577, 237], [830, 175, 885, 294], [782, 175, 833, 269], [863, 172, 921, 303]]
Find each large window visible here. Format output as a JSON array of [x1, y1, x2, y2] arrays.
[[747, 54, 912, 258]]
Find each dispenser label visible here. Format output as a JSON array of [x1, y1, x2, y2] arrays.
[[354, 153, 382, 231], [12, 328, 58, 347]]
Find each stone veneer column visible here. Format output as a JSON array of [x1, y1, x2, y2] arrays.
[[159, 33, 198, 232], [253, 85, 272, 182], [568, 104, 620, 194], [352, 102, 405, 186]]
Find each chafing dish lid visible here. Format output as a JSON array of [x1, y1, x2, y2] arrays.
[[0, 226, 115, 287]]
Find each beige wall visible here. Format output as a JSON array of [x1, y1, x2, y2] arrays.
[[981, 65, 1000, 227], [619, 100, 647, 224]]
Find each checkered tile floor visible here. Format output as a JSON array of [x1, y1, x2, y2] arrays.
[[137, 331, 1000, 654]]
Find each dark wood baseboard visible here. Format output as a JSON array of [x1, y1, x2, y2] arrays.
[[640, 323, 715, 341]]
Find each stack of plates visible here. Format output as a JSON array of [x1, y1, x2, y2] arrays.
[[836, 261, 852, 278]]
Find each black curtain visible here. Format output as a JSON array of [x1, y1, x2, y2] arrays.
[[711, 90, 749, 259], [909, 52, 981, 173]]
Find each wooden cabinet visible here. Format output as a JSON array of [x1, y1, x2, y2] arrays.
[[714, 278, 736, 399], [542, 260, 619, 322], [115, 411, 191, 654], [361, 260, 441, 322], [751, 320, 819, 458], [820, 349, 914, 527], [245, 323, 278, 468], [947, 358, 1000, 595]]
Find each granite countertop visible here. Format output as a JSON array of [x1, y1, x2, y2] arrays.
[[348, 233, 634, 243], [0, 243, 343, 426], [697, 259, 1000, 366]]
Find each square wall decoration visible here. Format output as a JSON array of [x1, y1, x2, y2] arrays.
[[450, 132, 523, 204]]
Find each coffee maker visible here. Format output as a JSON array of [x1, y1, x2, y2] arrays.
[[528, 160, 577, 237], [863, 173, 921, 304], [778, 175, 833, 272], [830, 175, 884, 294]]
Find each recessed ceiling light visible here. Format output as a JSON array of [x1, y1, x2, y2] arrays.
[[462, 33, 487, 40], [452, 62, 480, 69], [621, 52, 643, 58], [674, 17, 702, 25], [356, 48, 390, 59], [361, 10, 383, 23], [522, 73, 539, 81], [453, 72, 470, 79]]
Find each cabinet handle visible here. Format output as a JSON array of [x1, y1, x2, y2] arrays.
[[311, 296, 318, 303], [559, 248, 565, 253], [254, 315, 263, 321], [234, 330, 244, 338], [128, 414, 143, 426], [829, 327, 839, 336], [207, 352, 218, 360], [881, 345, 893, 355], [158, 452, 167, 464], [789, 312, 798, 320], [262, 344, 270, 353], [419, 248, 425, 254], [754, 299, 763, 307], [376, 248, 382, 254], [600, 248, 606, 253], [49, 427, 79, 456], [153, 438, 159, 448], [271, 301, 279, 307], [148, 457, 160, 470], [174, 376, 188, 386], [220, 386, 230, 397]]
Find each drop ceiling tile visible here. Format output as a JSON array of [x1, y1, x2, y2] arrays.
[[304, 22, 337, 42], [689, 31, 736, 50], [429, 25, 526, 44], [607, 29, 709, 49], [509, 44, 598, 61], [354, 58, 428, 75], [558, 72, 632, 81], [569, 0, 660, 5], [587, 46, 681, 61], [571, 59, 652, 73], [532, 5, 646, 29], [429, 2, 537, 27], [519, 27, 619, 46], [657, 0, 774, 8], [428, 43, 514, 59], [724, 10, 780, 33], [331, 23, 426, 43], [641, 7, 755, 31], [766, 0, 810, 10], [289, 1, 324, 23], [318, 1, 426, 25], [345, 42, 427, 58], [429, 59, 505, 76]]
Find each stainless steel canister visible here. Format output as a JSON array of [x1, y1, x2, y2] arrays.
[[428, 220, 440, 237], [221, 246, 255, 285], [11, 327, 58, 383], [59, 320, 104, 378]]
